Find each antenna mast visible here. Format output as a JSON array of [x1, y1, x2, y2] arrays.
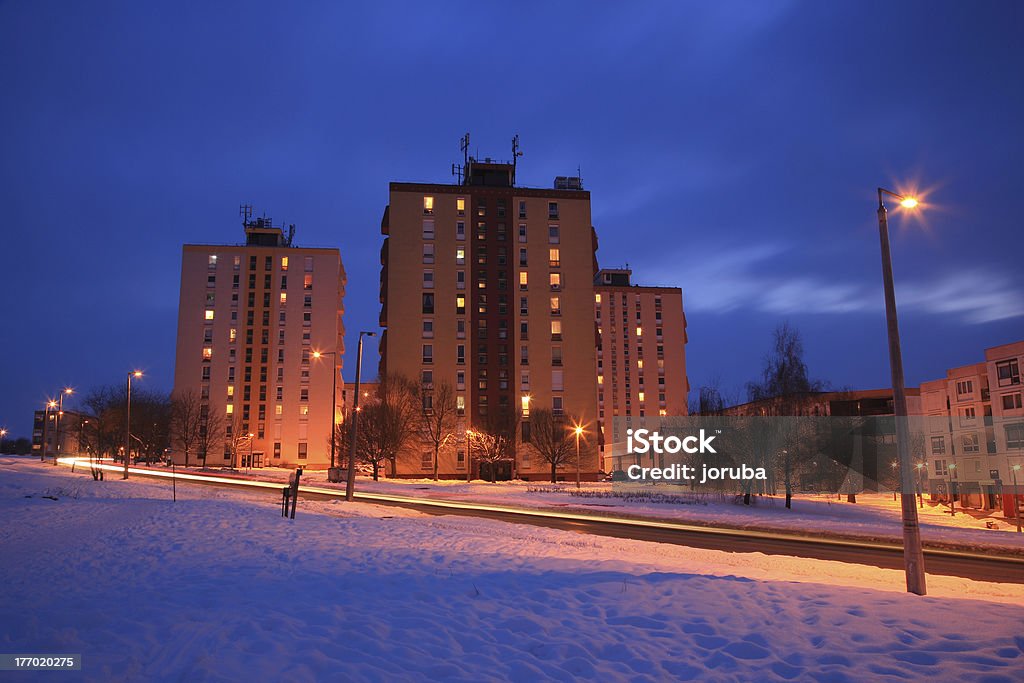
[[240, 203, 253, 228], [511, 134, 523, 186]]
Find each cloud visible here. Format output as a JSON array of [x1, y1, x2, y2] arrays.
[[645, 243, 1024, 324]]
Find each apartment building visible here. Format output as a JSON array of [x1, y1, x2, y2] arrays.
[[31, 408, 92, 459], [920, 340, 1023, 517], [172, 216, 346, 468], [379, 155, 600, 480], [594, 268, 689, 472]]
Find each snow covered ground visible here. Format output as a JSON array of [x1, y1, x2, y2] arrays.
[[176, 465, 1024, 552], [2, 456, 1023, 682]]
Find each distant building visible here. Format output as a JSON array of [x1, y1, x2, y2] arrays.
[[31, 408, 93, 459], [378, 152, 600, 480], [594, 268, 689, 472], [172, 215, 346, 468], [920, 340, 1023, 517]]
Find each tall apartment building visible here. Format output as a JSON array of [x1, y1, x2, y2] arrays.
[[594, 268, 689, 472], [172, 216, 346, 468], [379, 155, 600, 480], [920, 340, 1023, 517]]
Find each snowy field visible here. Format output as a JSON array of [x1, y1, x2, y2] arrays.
[[2, 456, 1023, 682], [179, 465, 1024, 552]]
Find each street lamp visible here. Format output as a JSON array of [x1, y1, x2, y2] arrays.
[[124, 371, 143, 480], [346, 330, 376, 501], [876, 186, 927, 596], [946, 463, 957, 516], [54, 387, 73, 466], [572, 422, 585, 489], [0, 427, 7, 454], [42, 400, 57, 462], [1011, 464, 1022, 534], [312, 350, 340, 470], [465, 429, 474, 482], [915, 462, 926, 508]]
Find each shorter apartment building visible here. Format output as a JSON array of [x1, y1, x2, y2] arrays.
[[920, 341, 1023, 518], [594, 268, 688, 472], [31, 408, 93, 459]]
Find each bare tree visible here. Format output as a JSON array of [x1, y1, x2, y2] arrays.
[[357, 374, 419, 480], [528, 408, 577, 483], [170, 389, 203, 467], [414, 381, 460, 481], [196, 404, 224, 469], [226, 413, 251, 469], [747, 322, 827, 508], [472, 404, 521, 482]]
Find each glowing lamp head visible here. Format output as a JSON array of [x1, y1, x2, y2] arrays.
[[133, 371, 143, 378], [64, 387, 74, 395], [312, 351, 322, 359], [47, 400, 57, 409], [574, 426, 583, 436], [899, 197, 919, 209]]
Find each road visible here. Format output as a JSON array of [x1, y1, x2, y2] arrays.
[[58, 458, 1024, 585]]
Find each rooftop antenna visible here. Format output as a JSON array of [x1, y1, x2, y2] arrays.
[[511, 133, 523, 186], [453, 132, 470, 185], [286, 223, 296, 247], [240, 203, 253, 227]]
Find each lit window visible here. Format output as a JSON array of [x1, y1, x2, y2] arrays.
[[549, 273, 561, 290], [549, 248, 560, 267], [456, 247, 465, 264], [659, 409, 667, 416], [208, 254, 217, 268], [456, 295, 465, 314], [456, 396, 465, 411], [204, 310, 214, 320], [521, 395, 531, 416], [551, 320, 562, 338], [203, 347, 212, 360], [519, 272, 528, 289], [275, 405, 283, 416], [638, 392, 645, 402], [637, 359, 644, 369], [423, 196, 434, 214], [281, 256, 289, 271], [598, 375, 604, 385], [595, 293, 601, 304], [229, 328, 237, 342], [636, 326, 643, 337], [456, 197, 465, 215], [280, 293, 287, 305], [550, 297, 560, 314], [227, 385, 234, 397], [226, 404, 234, 415]]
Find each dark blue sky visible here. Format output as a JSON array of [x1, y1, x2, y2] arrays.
[[2, 1, 1022, 436]]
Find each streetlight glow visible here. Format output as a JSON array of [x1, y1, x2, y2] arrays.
[[899, 197, 919, 209]]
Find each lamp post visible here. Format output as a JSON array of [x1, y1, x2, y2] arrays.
[[465, 430, 474, 482], [573, 423, 584, 489], [0, 427, 7, 454], [1011, 464, 1021, 534], [346, 331, 376, 501], [946, 463, 957, 516], [54, 387, 73, 466], [124, 371, 143, 480], [312, 350, 340, 470], [42, 400, 57, 461], [876, 186, 927, 595], [921, 462, 929, 509]]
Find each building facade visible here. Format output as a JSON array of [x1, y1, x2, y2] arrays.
[[920, 341, 1024, 517], [379, 157, 600, 480], [31, 408, 92, 459], [172, 217, 346, 468], [594, 268, 689, 472]]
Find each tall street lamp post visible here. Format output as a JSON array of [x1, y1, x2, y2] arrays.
[[346, 331, 376, 501], [1011, 464, 1021, 534], [573, 423, 584, 489], [0, 427, 7, 454], [124, 371, 143, 480], [54, 387, 73, 466], [312, 350, 340, 471], [876, 186, 927, 595], [915, 462, 926, 508], [465, 430, 474, 482], [42, 400, 56, 461], [947, 463, 957, 517]]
